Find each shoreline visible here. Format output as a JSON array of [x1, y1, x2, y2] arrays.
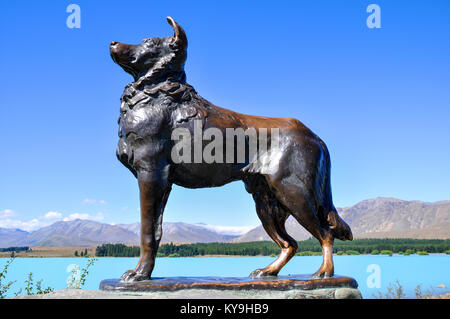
[[1, 253, 448, 259], [2, 241, 449, 258]]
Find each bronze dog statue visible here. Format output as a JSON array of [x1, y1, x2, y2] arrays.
[[110, 17, 352, 282]]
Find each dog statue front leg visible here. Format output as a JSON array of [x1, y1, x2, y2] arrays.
[[121, 170, 172, 282]]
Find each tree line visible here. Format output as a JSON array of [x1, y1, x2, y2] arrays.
[[0, 247, 30, 253], [95, 238, 450, 257]]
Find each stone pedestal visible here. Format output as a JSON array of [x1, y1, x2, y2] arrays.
[[99, 274, 362, 299]]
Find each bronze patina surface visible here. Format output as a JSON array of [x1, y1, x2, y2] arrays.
[[100, 275, 358, 292], [110, 17, 353, 282]]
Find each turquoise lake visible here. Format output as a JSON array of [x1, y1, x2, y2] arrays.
[[1, 255, 449, 298]]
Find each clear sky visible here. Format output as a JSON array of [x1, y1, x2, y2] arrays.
[[1, 1, 449, 231]]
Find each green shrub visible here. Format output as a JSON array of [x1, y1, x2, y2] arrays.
[[0, 258, 15, 299], [445, 250, 450, 255], [375, 281, 436, 299], [168, 253, 180, 257], [417, 251, 429, 255], [380, 250, 393, 256], [296, 251, 321, 256], [405, 249, 415, 255], [345, 250, 360, 255], [24, 273, 53, 295], [1, 258, 54, 298], [67, 257, 97, 289], [336, 251, 344, 255], [374, 280, 406, 299], [370, 250, 379, 255]]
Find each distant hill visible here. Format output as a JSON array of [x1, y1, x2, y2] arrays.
[[233, 197, 450, 242], [0, 220, 238, 247], [117, 222, 238, 243], [2, 219, 140, 247], [116, 222, 140, 235], [338, 198, 450, 239], [0, 228, 29, 247], [233, 217, 311, 242], [0, 197, 449, 247]]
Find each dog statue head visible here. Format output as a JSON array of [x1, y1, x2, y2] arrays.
[[110, 17, 187, 84]]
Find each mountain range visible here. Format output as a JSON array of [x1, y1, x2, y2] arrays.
[[233, 197, 450, 242], [1, 197, 449, 247], [0, 220, 244, 247]]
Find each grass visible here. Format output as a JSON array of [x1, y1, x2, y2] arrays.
[[0, 258, 15, 298], [1, 256, 97, 298], [0, 257, 53, 298], [374, 280, 449, 299]]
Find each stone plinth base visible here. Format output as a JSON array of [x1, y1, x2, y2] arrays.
[[12, 287, 362, 299]]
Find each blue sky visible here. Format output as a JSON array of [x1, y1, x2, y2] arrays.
[[0, 1, 449, 231]]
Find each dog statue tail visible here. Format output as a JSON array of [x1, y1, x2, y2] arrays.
[[317, 139, 353, 241], [327, 207, 353, 241]]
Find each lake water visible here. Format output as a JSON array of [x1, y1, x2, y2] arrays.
[[1, 255, 449, 298]]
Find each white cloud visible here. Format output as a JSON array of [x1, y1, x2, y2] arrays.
[[82, 198, 107, 205], [0, 210, 105, 231], [0, 209, 58, 231], [44, 211, 62, 219], [0, 218, 43, 232], [0, 209, 18, 219]]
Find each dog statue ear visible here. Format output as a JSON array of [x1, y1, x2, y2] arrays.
[[167, 16, 187, 49]]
